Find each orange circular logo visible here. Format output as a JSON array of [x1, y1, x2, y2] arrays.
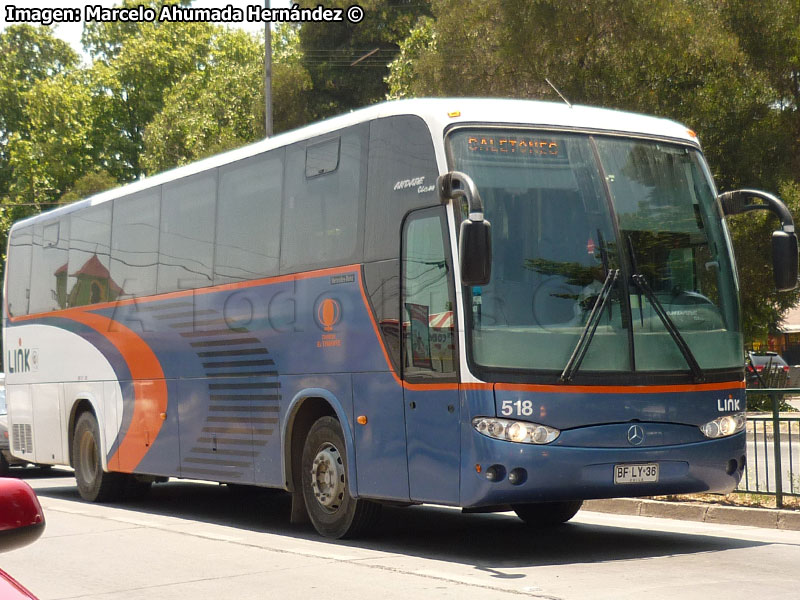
[[317, 298, 342, 331]]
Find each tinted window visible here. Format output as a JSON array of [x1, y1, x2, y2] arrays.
[[402, 207, 457, 379], [111, 189, 160, 298], [215, 151, 283, 284], [281, 125, 366, 272], [365, 116, 439, 262], [159, 172, 216, 293], [6, 226, 33, 316], [30, 219, 70, 313], [68, 203, 113, 307], [364, 259, 401, 370], [305, 137, 340, 177]]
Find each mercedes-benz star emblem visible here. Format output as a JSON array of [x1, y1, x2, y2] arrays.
[[627, 424, 645, 446]]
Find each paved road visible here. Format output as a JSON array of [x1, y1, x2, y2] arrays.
[[3, 468, 800, 600]]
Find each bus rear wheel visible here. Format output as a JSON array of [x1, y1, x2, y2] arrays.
[[512, 500, 583, 527], [301, 416, 380, 538], [73, 412, 124, 502]]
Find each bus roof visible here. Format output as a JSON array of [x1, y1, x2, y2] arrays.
[[10, 98, 699, 231]]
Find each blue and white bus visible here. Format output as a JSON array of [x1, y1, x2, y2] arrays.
[[3, 99, 797, 538]]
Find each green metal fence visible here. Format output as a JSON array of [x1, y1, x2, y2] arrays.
[[739, 388, 800, 508]]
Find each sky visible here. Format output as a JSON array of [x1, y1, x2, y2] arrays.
[[1, 0, 291, 61]]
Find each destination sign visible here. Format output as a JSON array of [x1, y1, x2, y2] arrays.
[[466, 135, 561, 157]]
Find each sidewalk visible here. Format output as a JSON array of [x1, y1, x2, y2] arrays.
[[584, 498, 800, 531]]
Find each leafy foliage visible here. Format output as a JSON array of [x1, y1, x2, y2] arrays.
[[298, 0, 431, 119], [82, 0, 217, 181], [141, 25, 311, 174], [388, 0, 800, 343], [58, 170, 118, 205]]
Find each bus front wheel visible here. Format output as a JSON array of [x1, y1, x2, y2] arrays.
[[301, 416, 380, 538], [512, 500, 583, 527], [73, 412, 124, 502]]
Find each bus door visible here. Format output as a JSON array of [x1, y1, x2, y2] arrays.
[[401, 207, 461, 504]]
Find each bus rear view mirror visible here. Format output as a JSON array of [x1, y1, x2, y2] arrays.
[[459, 219, 492, 286], [438, 171, 492, 286], [719, 189, 799, 291], [773, 230, 798, 291]]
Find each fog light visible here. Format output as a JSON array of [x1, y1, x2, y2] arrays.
[[485, 465, 505, 482], [508, 468, 527, 486]]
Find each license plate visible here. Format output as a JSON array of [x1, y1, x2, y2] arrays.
[[614, 463, 659, 484]]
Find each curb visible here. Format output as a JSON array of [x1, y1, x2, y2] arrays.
[[583, 498, 800, 531]]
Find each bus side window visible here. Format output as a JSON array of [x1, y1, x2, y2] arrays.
[[111, 189, 160, 299], [281, 125, 366, 273], [365, 115, 439, 263], [6, 227, 33, 316], [68, 204, 112, 307], [30, 219, 70, 313], [363, 259, 401, 371], [402, 207, 457, 379], [159, 172, 217, 293], [214, 150, 283, 284]]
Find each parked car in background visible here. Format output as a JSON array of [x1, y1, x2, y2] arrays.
[[0, 477, 45, 599], [746, 351, 790, 388]]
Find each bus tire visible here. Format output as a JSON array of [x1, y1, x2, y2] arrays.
[[0, 453, 9, 476], [301, 416, 380, 538], [73, 412, 124, 502], [512, 500, 583, 527]]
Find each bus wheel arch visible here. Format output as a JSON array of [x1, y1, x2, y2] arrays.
[[284, 395, 336, 495]]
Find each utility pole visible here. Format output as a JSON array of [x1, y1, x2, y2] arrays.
[[264, 0, 273, 137]]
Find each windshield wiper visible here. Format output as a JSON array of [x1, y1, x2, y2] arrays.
[[630, 273, 705, 383], [560, 268, 619, 383]]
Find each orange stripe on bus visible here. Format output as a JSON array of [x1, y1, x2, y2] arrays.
[[495, 380, 745, 394], [66, 312, 168, 473]]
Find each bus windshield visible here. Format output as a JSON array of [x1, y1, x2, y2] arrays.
[[448, 129, 742, 381]]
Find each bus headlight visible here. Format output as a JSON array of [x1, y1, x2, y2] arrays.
[[473, 417, 560, 444], [699, 412, 746, 438]]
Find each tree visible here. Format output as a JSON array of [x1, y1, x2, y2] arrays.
[[299, 0, 431, 119], [388, 0, 799, 342], [0, 25, 79, 200], [59, 170, 118, 205], [82, 0, 217, 181], [141, 24, 312, 175], [5, 71, 97, 207]]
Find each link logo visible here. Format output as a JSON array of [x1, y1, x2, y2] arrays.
[[7, 339, 38, 373], [717, 395, 741, 411]]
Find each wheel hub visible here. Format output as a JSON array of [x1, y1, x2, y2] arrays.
[[310, 443, 345, 511], [79, 430, 98, 482]]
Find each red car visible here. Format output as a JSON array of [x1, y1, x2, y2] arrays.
[[0, 478, 45, 599]]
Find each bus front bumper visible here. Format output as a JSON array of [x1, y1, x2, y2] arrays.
[[460, 431, 745, 508]]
